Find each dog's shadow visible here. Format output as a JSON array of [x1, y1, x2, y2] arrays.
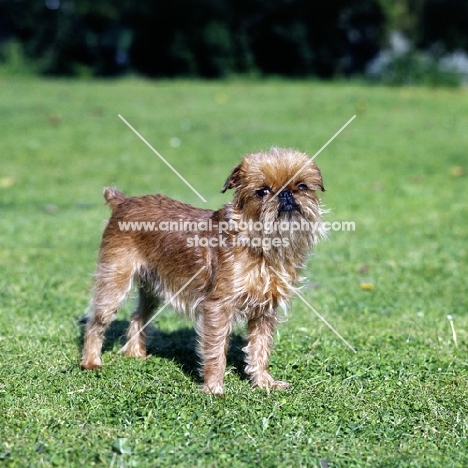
[[78, 319, 248, 383]]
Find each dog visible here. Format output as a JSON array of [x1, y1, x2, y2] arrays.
[[80, 147, 325, 394]]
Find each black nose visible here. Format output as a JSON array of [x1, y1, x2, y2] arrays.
[[278, 189, 300, 214], [278, 190, 293, 202]]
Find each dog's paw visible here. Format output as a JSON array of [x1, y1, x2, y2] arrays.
[[252, 373, 290, 391], [80, 358, 102, 370], [269, 379, 290, 390], [123, 345, 147, 359], [203, 382, 224, 396]]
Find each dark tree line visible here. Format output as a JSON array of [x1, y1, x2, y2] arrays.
[[0, 0, 467, 78]]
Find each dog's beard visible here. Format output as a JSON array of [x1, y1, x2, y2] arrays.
[[269, 200, 324, 252], [228, 196, 325, 265]]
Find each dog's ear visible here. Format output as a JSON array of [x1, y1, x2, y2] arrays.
[[220, 163, 242, 193], [309, 167, 325, 192]]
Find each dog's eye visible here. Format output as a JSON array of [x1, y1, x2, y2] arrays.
[[256, 187, 270, 198], [297, 183, 308, 191]]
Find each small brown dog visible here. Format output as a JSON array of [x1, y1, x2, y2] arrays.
[[81, 147, 325, 394]]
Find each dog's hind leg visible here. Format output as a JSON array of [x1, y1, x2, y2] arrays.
[[80, 259, 135, 370], [124, 284, 159, 359]]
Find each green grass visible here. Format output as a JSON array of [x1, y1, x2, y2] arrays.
[[1, 76, 468, 467]]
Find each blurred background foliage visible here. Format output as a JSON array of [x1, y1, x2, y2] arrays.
[[0, 0, 467, 84]]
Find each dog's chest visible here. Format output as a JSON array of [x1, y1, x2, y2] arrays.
[[230, 255, 296, 314]]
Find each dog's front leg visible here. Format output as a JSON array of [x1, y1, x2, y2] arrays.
[[244, 313, 290, 390], [197, 305, 232, 395]]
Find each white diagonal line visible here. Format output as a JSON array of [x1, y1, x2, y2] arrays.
[[118, 114, 207, 203], [294, 288, 357, 353], [118, 266, 206, 354], [269, 114, 356, 202]]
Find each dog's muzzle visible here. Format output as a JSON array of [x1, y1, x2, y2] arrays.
[[277, 190, 300, 216]]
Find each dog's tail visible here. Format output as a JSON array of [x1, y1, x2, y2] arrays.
[[103, 187, 127, 208]]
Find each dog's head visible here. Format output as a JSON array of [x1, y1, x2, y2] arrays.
[[221, 148, 324, 225]]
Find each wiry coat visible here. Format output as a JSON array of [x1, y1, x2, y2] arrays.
[[81, 148, 325, 394]]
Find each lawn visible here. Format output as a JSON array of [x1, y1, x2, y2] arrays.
[[0, 76, 467, 467]]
